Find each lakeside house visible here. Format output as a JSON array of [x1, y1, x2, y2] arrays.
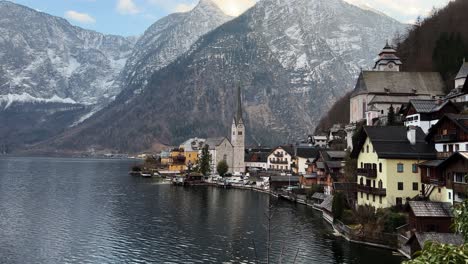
[[302, 150, 346, 195], [245, 147, 271, 172], [405, 232, 464, 257], [352, 126, 437, 209], [293, 147, 319, 175], [180, 138, 206, 168], [267, 145, 294, 172], [408, 201, 454, 233], [169, 148, 187, 172]]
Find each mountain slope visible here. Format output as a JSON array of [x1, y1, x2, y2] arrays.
[[116, 0, 232, 98], [41, 0, 405, 153], [0, 0, 135, 106]]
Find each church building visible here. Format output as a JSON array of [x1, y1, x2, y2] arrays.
[[231, 86, 246, 174], [350, 42, 446, 125]]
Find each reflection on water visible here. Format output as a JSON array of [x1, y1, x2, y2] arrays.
[[0, 157, 404, 263]]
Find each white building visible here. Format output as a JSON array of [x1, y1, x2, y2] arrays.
[[403, 100, 459, 134], [205, 137, 233, 174], [313, 136, 328, 148], [267, 146, 294, 171]]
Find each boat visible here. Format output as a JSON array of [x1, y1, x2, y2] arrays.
[[141, 172, 153, 178], [129, 171, 142, 176]]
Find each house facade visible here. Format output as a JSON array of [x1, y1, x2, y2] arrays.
[[267, 146, 294, 172], [402, 100, 459, 134], [352, 126, 436, 209]]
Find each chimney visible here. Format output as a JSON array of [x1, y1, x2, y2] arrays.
[[407, 126, 417, 145]]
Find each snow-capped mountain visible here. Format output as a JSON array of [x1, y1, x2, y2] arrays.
[[45, 0, 406, 153], [116, 0, 232, 98], [0, 0, 135, 108]]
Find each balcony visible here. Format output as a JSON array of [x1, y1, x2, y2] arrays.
[[421, 177, 446, 186], [437, 152, 453, 159], [270, 159, 288, 165], [357, 168, 377, 178], [434, 132, 457, 143], [357, 184, 387, 196], [274, 152, 284, 158]]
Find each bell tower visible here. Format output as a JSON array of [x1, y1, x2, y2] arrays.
[[231, 85, 245, 174], [373, 41, 402, 72]]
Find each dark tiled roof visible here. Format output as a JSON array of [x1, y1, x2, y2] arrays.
[[205, 137, 229, 150], [456, 61, 468, 80], [352, 71, 446, 97], [245, 151, 269, 163], [409, 201, 453, 218], [271, 145, 295, 156], [269, 176, 299, 182], [419, 160, 444, 167], [296, 147, 319, 158], [354, 126, 437, 160], [326, 151, 346, 159], [326, 161, 343, 169], [406, 232, 464, 247], [409, 99, 447, 114]]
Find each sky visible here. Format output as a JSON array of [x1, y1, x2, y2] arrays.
[[9, 0, 453, 37]]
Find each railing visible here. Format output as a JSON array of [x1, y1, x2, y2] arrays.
[[357, 184, 387, 196], [270, 159, 288, 164], [437, 152, 453, 159], [357, 168, 377, 178], [434, 133, 457, 142], [421, 177, 446, 186], [274, 152, 284, 158]]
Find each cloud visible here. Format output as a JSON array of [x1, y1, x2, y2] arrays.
[[65, 10, 96, 24], [344, 0, 452, 21], [212, 0, 255, 16], [116, 0, 140, 15], [174, 3, 196, 13], [147, 0, 256, 16]]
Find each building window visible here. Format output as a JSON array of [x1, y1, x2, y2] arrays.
[[398, 182, 404, 190], [378, 180, 383, 189], [397, 163, 404, 173], [412, 164, 418, 173], [372, 195, 375, 202], [396, 197, 403, 206], [233, 131, 235, 135], [465, 144, 468, 151], [361, 162, 363, 168], [449, 145, 454, 152], [366, 193, 369, 200], [379, 195, 382, 204], [361, 192, 363, 199], [455, 144, 460, 151], [379, 163, 382, 173], [238, 131, 243, 135], [454, 172, 466, 183], [360, 177, 364, 185], [427, 168, 431, 177], [449, 192, 452, 200], [372, 180, 375, 188], [443, 145, 447, 152], [413, 182, 418, 191]]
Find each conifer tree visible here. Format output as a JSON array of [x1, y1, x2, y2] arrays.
[[197, 145, 212, 176], [387, 105, 395, 126]]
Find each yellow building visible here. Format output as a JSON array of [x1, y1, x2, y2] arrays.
[[179, 138, 205, 168], [168, 148, 187, 172], [351, 126, 437, 209]]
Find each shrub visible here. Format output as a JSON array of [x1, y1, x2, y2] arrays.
[[332, 192, 346, 221]]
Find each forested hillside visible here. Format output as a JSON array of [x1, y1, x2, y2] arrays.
[[396, 0, 468, 90]]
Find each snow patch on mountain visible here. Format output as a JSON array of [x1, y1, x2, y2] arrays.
[[0, 93, 79, 109]]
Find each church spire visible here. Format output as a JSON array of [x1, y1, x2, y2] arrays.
[[235, 85, 243, 125]]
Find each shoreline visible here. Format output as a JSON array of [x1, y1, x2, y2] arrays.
[[198, 183, 408, 259]]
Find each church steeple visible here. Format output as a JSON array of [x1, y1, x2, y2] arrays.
[[234, 85, 243, 125], [373, 41, 402, 72]]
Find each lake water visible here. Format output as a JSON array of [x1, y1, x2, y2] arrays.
[[0, 157, 404, 263]]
